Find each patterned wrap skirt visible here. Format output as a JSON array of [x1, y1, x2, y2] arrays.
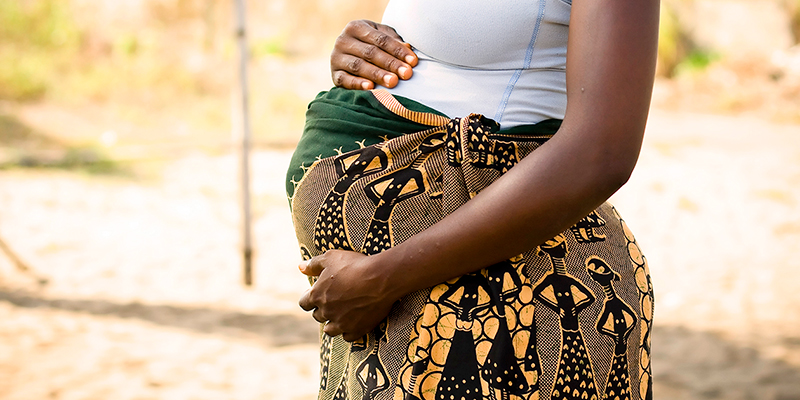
[[286, 88, 655, 400]]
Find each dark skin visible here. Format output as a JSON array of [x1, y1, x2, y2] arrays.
[[301, 0, 661, 342], [330, 19, 417, 90]]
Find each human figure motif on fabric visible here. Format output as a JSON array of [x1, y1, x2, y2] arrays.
[[392, 117, 547, 400], [314, 146, 390, 251], [481, 257, 539, 400], [322, 131, 451, 400], [355, 322, 391, 400], [533, 234, 599, 400], [586, 256, 637, 400], [314, 145, 392, 391], [360, 131, 451, 399], [361, 131, 445, 256], [399, 256, 541, 400], [570, 211, 607, 243], [436, 273, 494, 400]]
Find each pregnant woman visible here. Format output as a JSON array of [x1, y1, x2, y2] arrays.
[[286, 0, 658, 399]]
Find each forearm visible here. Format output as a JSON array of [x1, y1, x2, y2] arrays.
[[372, 124, 639, 301]]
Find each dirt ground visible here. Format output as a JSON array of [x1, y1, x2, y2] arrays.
[[1, 107, 800, 400]]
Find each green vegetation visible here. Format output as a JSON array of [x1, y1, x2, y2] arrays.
[[0, 0, 80, 101], [657, 1, 697, 77], [0, 0, 215, 105], [657, 0, 727, 78], [251, 36, 290, 58], [0, 0, 314, 149], [674, 49, 721, 76]]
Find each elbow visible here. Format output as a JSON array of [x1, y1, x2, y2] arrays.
[[591, 152, 638, 198], [559, 118, 645, 199], [586, 129, 644, 197], [604, 166, 633, 195]]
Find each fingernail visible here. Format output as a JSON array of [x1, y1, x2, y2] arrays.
[[398, 66, 409, 79], [405, 55, 415, 64], [298, 260, 309, 272], [383, 74, 394, 85], [361, 81, 372, 90]]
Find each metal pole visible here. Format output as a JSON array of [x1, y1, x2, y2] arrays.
[[234, 0, 253, 286]]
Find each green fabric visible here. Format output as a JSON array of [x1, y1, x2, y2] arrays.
[[286, 88, 445, 200], [285, 87, 562, 200]]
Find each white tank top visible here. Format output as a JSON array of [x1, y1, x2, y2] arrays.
[[381, 0, 571, 127]]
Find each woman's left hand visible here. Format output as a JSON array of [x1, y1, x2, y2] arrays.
[[298, 250, 397, 342]]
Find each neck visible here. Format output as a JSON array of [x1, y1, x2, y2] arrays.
[[552, 258, 567, 275], [603, 284, 615, 300]]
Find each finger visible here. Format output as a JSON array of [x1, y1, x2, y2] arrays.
[[359, 22, 417, 68], [333, 54, 399, 88], [297, 259, 310, 274], [298, 289, 315, 311], [332, 70, 375, 90], [331, 20, 415, 89], [323, 321, 344, 338], [311, 307, 327, 324], [342, 331, 364, 342], [376, 25, 418, 67], [348, 40, 412, 81], [301, 254, 327, 277], [337, 21, 415, 79]]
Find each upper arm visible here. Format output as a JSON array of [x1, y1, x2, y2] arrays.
[[561, 0, 660, 179]]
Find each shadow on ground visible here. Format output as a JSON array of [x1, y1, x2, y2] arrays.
[[2, 287, 800, 399], [0, 288, 319, 348], [0, 113, 120, 174], [652, 326, 800, 400]]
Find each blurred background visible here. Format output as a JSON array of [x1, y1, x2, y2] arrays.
[[0, 0, 799, 399]]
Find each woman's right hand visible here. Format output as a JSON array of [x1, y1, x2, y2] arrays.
[[331, 20, 417, 90]]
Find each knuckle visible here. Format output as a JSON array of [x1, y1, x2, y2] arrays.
[[299, 296, 310, 310], [362, 44, 377, 60], [344, 20, 359, 32], [347, 57, 363, 73], [329, 250, 345, 262], [373, 33, 390, 48], [385, 58, 399, 72], [360, 19, 377, 30], [345, 19, 371, 36], [333, 35, 347, 49], [392, 47, 407, 60], [332, 71, 345, 87]]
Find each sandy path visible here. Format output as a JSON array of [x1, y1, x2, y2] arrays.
[[1, 109, 799, 399]]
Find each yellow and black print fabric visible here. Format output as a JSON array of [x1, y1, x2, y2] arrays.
[[287, 88, 654, 400]]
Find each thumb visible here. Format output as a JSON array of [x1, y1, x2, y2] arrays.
[[298, 256, 324, 277]]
